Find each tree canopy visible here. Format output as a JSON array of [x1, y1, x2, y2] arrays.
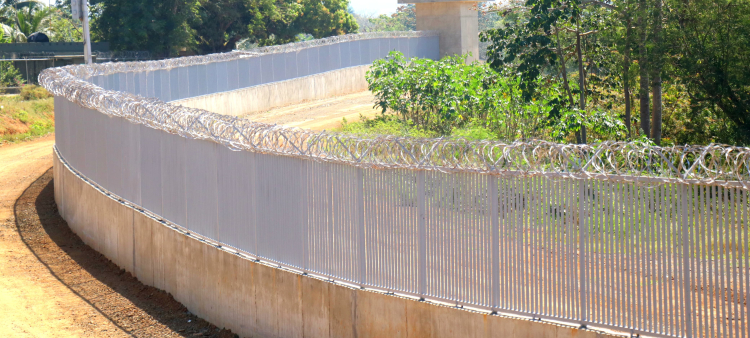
[[91, 0, 200, 56], [92, 0, 358, 55], [480, 0, 750, 145]]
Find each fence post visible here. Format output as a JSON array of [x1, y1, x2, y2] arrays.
[[418, 171, 427, 298], [489, 177, 500, 311], [579, 180, 588, 325], [357, 168, 366, 285], [682, 184, 693, 337], [301, 160, 309, 271]]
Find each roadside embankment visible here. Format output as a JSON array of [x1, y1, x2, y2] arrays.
[[0, 86, 55, 145]]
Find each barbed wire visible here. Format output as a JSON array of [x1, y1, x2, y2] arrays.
[[94, 51, 152, 62], [39, 33, 750, 188]]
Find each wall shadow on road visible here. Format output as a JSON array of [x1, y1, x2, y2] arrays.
[[14, 169, 237, 338]]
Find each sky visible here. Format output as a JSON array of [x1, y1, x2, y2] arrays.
[[349, 0, 502, 16], [349, 0, 400, 16]]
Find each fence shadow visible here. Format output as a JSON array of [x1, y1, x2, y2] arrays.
[[13, 168, 237, 338]]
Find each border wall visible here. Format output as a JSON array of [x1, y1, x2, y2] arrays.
[[43, 32, 749, 338]]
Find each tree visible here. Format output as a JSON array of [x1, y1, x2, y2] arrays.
[[481, 0, 592, 142], [288, 0, 357, 38], [13, 1, 54, 37], [665, 0, 750, 144], [649, 0, 664, 144], [367, 5, 415, 32], [192, 0, 276, 53], [252, 0, 357, 46], [0, 61, 23, 87], [0, 22, 25, 42], [47, 6, 82, 42], [193, 0, 357, 53], [0, 23, 10, 42], [636, 0, 650, 138], [92, 0, 200, 56], [620, 0, 634, 138]]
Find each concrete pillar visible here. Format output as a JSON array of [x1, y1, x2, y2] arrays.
[[399, 0, 481, 62]]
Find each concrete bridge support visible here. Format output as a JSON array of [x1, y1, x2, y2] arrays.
[[399, 0, 481, 62]]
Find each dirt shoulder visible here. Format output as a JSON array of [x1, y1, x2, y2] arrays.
[[0, 137, 235, 337], [243, 91, 381, 131]]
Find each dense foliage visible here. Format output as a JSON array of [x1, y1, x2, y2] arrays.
[[91, 0, 200, 56], [0, 61, 22, 87], [352, 5, 415, 33], [480, 0, 750, 145], [92, 0, 357, 55], [365, 51, 624, 142], [0, 0, 82, 42]]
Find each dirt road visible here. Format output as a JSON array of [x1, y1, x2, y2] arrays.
[[0, 137, 235, 337], [244, 91, 381, 130], [0, 136, 93, 337]]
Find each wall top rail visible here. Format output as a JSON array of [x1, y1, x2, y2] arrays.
[[40, 32, 750, 188]]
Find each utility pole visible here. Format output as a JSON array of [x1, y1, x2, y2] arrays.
[[72, 0, 92, 64]]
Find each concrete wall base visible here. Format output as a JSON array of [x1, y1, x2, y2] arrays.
[[54, 150, 616, 338], [173, 65, 370, 117]]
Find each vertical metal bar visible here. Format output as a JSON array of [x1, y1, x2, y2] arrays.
[[556, 178, 561, 318], [738, 189, 750, 338], [742, 187, 748, 338], [595, 181, 602, 325], [656, 184, 669, 334], [302, 160, 309, 272], [647, 184, 655, 334], [728, 188, 740, 337], [599, 181, 606, 325], [701, 185, 709, 338], [713, 185, 720, 338], [356, 168, 366, 284], [548, 179, 554, 317], [516, 177, 522, 312], [641, 184, 646, 334], [682, 184, 693, 337], [608, 181, 615, 329], [579, 179, 587, 325], [721, 186, 729, 337], [627, 182, 635, 332], [569, 179, 576, 320], [675, 183, 684, 336], [691, 184, 699, 337], [490, 176, 500, 311], [417, 171, 426, 297]]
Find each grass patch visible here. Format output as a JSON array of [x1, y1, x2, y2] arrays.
[[338, 114, 500, 141], [0, 86, 55, 145]]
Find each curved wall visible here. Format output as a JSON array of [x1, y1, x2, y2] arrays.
[[174, 65, 371, 117], [54, 148, 606, 338], [49, 32, 612, 337], [86, 34, 438, 103], [46, 31, 750, 338]]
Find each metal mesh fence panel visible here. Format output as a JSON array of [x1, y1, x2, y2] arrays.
[[47, 32, 749, 338]]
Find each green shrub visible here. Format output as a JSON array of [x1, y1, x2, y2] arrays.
[[450, 124, 497, 141], [339, 115, 437, 139], [31, 100, 54, 114], [366, 52, 625, 142], [0, 61, 23, 88], [20, 85, 52, 101], [30, 120, 54, 135], [13, 110, 29, 123]]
